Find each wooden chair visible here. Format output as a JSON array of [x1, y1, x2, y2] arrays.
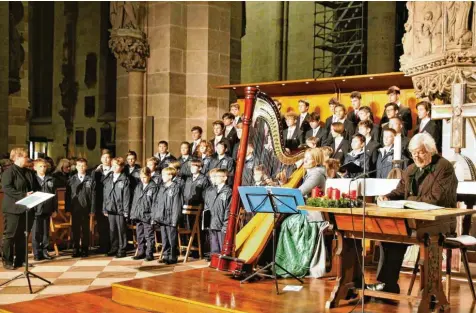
[[49, 188, 72, 256], [407, 235, 476, 302], [177, 205, 203, 263]]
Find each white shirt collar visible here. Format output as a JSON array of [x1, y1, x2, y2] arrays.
[[218, 154, 225, 160], [217, 183, 225, 192], [365, 137, 371, 144], [143, 183, 148, 190], [312, 126, 320, 134]]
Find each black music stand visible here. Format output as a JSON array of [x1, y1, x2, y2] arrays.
[[237, 186, 304, 294], [0, 192, 54, 293]]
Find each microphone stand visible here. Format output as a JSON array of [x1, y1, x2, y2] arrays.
[[361, 140, 367, 313]]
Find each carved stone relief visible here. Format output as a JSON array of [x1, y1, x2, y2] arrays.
[[9, 2, 25, 95], [108, 1, 149, 72]]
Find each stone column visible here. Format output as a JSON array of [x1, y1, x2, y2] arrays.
[[0, 2, 8, 153], [186, 2, 231, 140], [367, 2, 396, 73], [128, 71, 144, 159], [109, 2, 149, 162]]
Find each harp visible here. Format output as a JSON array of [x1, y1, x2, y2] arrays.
[[210, 87, 306, 275]]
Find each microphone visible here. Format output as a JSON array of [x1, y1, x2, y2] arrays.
[[350, 169, 378, 181]]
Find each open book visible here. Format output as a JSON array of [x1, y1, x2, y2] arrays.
[[377, 199, 443, 211]]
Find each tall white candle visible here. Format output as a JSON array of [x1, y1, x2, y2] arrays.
[[394, 135, 402, 161]]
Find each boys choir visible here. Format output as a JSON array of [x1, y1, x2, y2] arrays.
[[1, 85, 442, 268]]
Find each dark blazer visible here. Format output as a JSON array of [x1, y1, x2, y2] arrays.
[[365, 139, 381, 172], [210, 155, 235, 186], [34, 175, 57, 215], [324, 119, 355, 144], [66, 174, 96, 214], [242, 155, 258, 187], [1, 165, 39, 214], [325, 116, 334, 133], [330, 138, 351, 164], [283, 127, 302, 151], [204, 185, 232, 232], [381, 105, 412, 136], [224, 127, 239, 150], [155, 153, 177, 172], [200, 156, 213, 176], [305, 127, 328, 147], [297, 113, 311, 135], [103, 173, 131, 216], [183, 173, 210, 206], [152, 181, 183, 227], [343, 151, 369, 179], [414, 119, 441, 152], [210, 137, 232, 157], [130, 181, 158, 224], [386, 155, 458, 208], [52, 171, 70, 189], [178, 155, 192, 178], [376, 148, 395, 179], [94, 165, 112, 214], [191, 140, 202, 158]]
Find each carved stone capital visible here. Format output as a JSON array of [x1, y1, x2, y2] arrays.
[[411, 66, 476, 99], [108, 28, 149, 72]]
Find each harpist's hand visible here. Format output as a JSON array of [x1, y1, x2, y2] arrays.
[[377, 195, 389, 202]]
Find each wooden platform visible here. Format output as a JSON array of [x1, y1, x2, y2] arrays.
[[2, 267, 476, 313], [110, 267, 476, 313]]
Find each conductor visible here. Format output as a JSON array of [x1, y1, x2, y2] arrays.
[[1, 148, 38, 270]]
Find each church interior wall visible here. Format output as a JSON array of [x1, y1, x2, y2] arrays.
[[29, 2, 115, 164], [0, 3, 9, 154]]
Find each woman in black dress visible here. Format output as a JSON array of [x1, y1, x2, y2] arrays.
[[2, 148, 38, 269]]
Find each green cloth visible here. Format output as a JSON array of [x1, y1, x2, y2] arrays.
[[275, 214, 318, 278]]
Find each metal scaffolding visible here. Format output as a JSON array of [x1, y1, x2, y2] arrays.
[[313, 1, 367, 78]]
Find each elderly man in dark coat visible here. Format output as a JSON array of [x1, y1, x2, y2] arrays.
[[368, 133, 458, 294]]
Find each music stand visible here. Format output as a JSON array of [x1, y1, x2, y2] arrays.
[[0, 192, 54, 293], [238, 186, 304, 294]]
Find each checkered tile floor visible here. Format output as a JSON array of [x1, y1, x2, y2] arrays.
[[0, 252, 208, 304]]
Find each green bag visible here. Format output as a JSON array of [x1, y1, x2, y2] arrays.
[[275, 214, 318, 278]]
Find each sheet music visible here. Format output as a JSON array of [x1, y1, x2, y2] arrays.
[[15, 192, 55, 209], [377, 199, 443, 210]]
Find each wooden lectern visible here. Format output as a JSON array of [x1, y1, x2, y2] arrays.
[[300, 204, 476, 313]]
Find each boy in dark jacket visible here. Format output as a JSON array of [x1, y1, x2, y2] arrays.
[[130, 168, 158, 261], [66, 158, 96, 257], [146, 157, 162, 186], [93, 149, 113, 254], [210, 141, 235, 187], [204, 169, 232, 255], [342, 134, 369, 179], [125, 150, 141, 187], [32, 159, 57, 261], [103, 157, 130, 258], [152, 167, 183, 264], [183, 160, 210, 206]]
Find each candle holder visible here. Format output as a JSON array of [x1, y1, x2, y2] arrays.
[[392, 160, 404, 169]]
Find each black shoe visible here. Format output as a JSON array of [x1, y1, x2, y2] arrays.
[[42, 251, 53, 260], [165, 259, 177, 265], [115, 252, 127, 258], [145, 255, 154, 262], [132, 254, 146, 260], [34, 255, 44, 261], [158, 258, 167, 264], [72, 250, 81, 258], [2, 260, 15, 270], [81, 250, 89, 257], [106, 250, 118, 257]]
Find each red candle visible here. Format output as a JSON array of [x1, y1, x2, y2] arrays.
[[312, 186, 321, 198], [332, 188, 341, 200], [327, 188, 333, 198], [350, 189, 357, 200]]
